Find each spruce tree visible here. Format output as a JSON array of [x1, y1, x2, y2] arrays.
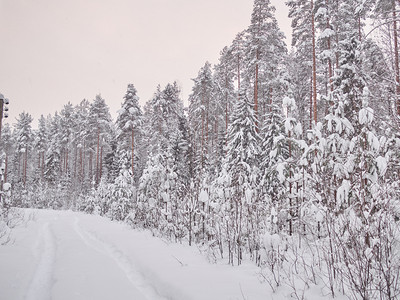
[[221, 92, 261, 265]]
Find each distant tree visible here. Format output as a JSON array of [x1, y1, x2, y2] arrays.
[[287, 0, 315, 128], [86, 95, 112, 185], [116, 84, 143, 181], [246, 0, 287, 127], [35, 115, 48, 180], [13, 112, 33, 187], [44, 113, 62, 186], [188, 62, 216, 175]]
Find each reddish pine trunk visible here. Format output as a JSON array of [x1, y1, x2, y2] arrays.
[[206, 92, 209, 157], [89, 151, 93, 183], [41, 152, 44, 179], [96, 127, 100, 184], [201, 87, 205, 168], [82, 142, 86, 180], [38, 153, 41, 175], [237, 52, 241, 101], [100, 146, 103, 180], [310, 76, 313, 129], [289, 131, 293, 236], [74, 146, 77, 179], [132, 128, 135, 178], [225, 76, 228, 133], [311, 0, 318, 125], [18, 153, 21, 179], [65, 149, 68, 175], [393, 0, 400, 115], [24, 149, 27, 187], [254, 49, 259, 132], [214, 112, 218, 150], [79, 147, 83, 180], [326, 0, 333, 94]]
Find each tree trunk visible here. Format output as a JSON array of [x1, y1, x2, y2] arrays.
[[80, 146, 83, 180], [254, 49, 259, 131], [311, 0, 318, 125], [24, 149, 28, 187], [89, 151, 92, 183], [201, 87, 205, 169], [74, 145, 77, 179], [65, 148, 68, 175], [41, 152, 44, 179], [392, 0, 400, 115], [326, 0, 333, 95], [310, 76, 313, 129], [100, 146, 103, 181], [82, 142, 86, 180], [289, 131, 293, 236], [96, 127, 100, 185], [225, 76, 229, 133], [132, 127, 135, 178], [237, 51, 241, 101], [38, 153, 40, 169], [206, 91, 209, 157]]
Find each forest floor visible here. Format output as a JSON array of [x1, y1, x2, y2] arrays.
[[0, 209, 275, 300]]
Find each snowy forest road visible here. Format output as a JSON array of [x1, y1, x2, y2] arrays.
[[0, 209, 271, 300], [6, 211, 165, 300]]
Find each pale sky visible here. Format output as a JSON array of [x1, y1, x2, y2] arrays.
[[0, 0, 290, 127]]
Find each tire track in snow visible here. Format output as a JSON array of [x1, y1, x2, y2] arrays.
[[25, 222, 56, 300], [73, 217, 167, 300]]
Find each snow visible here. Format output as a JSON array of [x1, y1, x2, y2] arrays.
[[3, 182, 11, 191], [245, 188, 253, 204], [263, 232, 280, 250], [368, 131, 380, 151], [319, 28, 335, 39], [376, 156, 387, 176], [0, 209, 272, 300], [358, 107, 374, 125], [282, 96, 295, 108], [25, 223, 56, 300], [199, 189, 209, 203], [337, 180, 351, 209], [315, 7, 327, 19]]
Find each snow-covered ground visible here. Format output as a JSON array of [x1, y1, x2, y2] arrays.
[[0, 209, 273, 300]]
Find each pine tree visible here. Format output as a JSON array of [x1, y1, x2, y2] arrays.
[[247, 0, 287, 127], [116, 84, 143, 181], [0, 124, 13, 184], [44, 113, 62, 186], [35, 115, 48, 180], [188, 62, 216, 174], [86, 95, 112, 185], [13, 112, 33, 187], [214, 46, 236, 137], [60, 102, 74, 175], [287, 0, 315, 129], [73, 99, 90, 187]]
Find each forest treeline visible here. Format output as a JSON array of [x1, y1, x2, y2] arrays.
[[2, 0, 400, 298]]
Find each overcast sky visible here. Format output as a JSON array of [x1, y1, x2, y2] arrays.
[[0, 0, 290, 127]]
